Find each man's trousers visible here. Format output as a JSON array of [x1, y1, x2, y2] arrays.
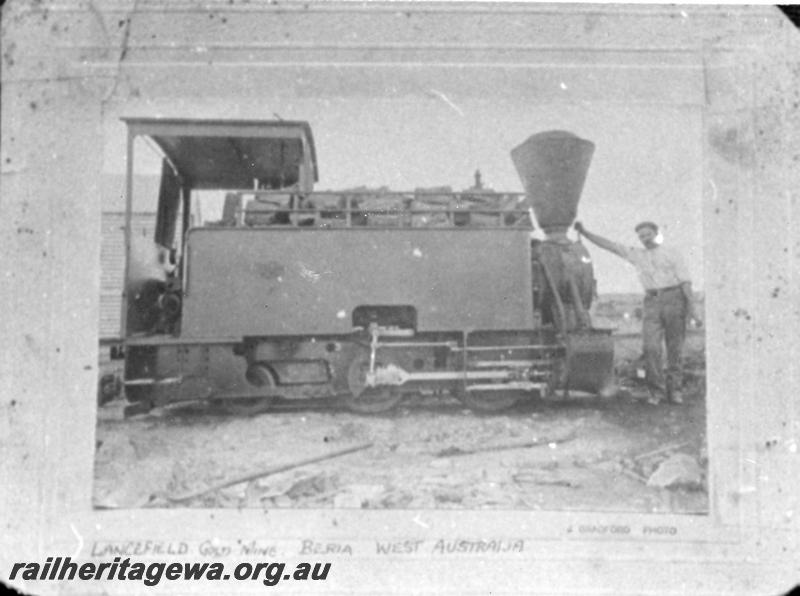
[[642, 288, 688, 396]]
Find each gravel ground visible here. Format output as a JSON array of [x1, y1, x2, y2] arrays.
[[93, 335, 707, 514]]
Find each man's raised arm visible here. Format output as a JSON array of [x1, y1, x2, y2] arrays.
[[574, 222, 628, 258]]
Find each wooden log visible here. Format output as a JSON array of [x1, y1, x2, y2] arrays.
[[167, 442, 373, 503]]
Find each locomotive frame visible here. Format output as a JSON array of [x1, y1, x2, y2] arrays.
[[115, 118, 614, 416]]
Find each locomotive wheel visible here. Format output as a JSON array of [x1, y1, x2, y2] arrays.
[[211, 364, 276, 416], [456, 386, 525, 412], [343, 352, 403, 414]]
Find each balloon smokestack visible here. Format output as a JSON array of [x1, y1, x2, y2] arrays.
[[511, 130, 595, 240]]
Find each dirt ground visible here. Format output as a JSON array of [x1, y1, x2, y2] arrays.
[[93, 333, 707, 514]]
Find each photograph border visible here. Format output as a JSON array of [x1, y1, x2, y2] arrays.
[[3, 2, 798, 593]]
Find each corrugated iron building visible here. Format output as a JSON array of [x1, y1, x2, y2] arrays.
[[99, 211, 156, 340]]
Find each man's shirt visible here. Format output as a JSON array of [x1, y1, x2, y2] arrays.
[[608, 242, 691, 291]]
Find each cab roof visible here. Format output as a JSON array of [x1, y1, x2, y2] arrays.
[[122, 118, 318, 189]]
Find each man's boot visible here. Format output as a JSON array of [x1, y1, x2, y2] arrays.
[[667, 380, 684, 404]]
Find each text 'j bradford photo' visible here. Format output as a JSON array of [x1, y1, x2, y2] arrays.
[[1, 1, 799, 594]]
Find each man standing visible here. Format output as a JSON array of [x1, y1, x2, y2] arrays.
[[573, 221, 701, 405]]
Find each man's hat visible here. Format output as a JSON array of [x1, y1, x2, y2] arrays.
[[634, 221, 659, 233]]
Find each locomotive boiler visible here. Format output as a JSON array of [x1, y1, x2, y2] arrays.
[[117, 119, 614, 415]]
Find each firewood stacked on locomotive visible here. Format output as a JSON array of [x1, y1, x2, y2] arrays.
[[116, 119, 614, 416]]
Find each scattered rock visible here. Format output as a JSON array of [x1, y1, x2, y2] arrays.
[[640, 460, 658, 477], [255, 471, 294, 492], [337, 421, 372, 441], [287, 473, 339, 499], [378, 490, 414, 509], [480, 467, 508, 483], [596, 460, 623, 473], [572, 457, 587, 468], [94, 434, 136, 465], [471, 483, 515, 506], [333, 484, 385, 508], [435, 445, 467, 456], [505, 427, 520, 438], [219, 483, 247, 500], [244, 481, 262, 507], [392, 442, 419, 455], [272, 495, 292, 508], [646, 454, 703, 490], [333, 492, 365, 508], [94, 454, 175, 508], [408, 494, 436, 509], [433, 487, 463, 504]]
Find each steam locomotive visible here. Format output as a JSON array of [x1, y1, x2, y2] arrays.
[[117, 118, 614, 415]]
